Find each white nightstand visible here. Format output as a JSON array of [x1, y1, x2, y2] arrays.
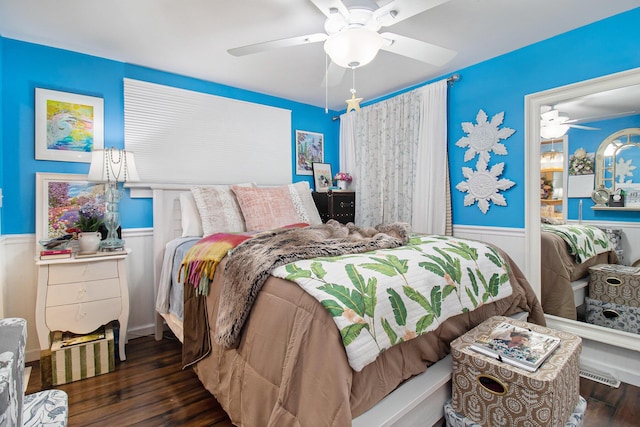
[[35, 249, 130, 361]]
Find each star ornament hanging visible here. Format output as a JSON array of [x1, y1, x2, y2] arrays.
[[346, 90, 363, 113], [456, 110, 515, 162], [456, 158, 515, 214]]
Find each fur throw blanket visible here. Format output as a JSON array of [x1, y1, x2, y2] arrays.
[[215, 220, 411, 348]]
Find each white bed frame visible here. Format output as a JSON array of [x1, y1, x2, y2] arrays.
[[150, 183, 523, 426]]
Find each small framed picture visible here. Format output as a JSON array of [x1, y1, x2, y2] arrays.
[[35, 88, 104, 163], [296, 130, 324, 176], [35, 173, 106, 245], [312, 162, 332, 192]]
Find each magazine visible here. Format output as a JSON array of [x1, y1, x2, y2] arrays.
[[58, 327, 106, 348], [469, 321, 561, 372]]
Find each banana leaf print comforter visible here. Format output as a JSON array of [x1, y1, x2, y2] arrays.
[[541, 224, 612, 263], [271, 234, 513, 371]]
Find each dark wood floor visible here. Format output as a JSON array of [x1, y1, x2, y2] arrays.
[[27, 333, 639, 426]]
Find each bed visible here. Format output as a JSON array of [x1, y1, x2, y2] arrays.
[[541, 224, 619, 320], [151, 182, 544, 426]]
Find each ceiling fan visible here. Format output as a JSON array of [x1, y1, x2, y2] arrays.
[[228, 0, 457, 81], [540, 106, 599, 139]]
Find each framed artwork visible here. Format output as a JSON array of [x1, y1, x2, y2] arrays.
[[35, 173, 106, 244], [296, 130, 324, 175], [312, 162, 332, 192], [35, 88, 104, 163]]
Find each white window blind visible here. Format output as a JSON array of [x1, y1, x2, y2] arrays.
[[124, 78, 292, 186]]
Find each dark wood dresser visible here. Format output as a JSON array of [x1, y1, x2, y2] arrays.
[[312, 190, 356, 224]]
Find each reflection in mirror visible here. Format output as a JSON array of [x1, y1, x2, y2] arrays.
[[596, 128, 640, 193], [540, 138, 566, 221], [526, 68, 640, 352]]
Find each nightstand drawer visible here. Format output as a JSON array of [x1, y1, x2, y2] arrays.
[[48, 260, 119, 285], [46, 298, 123, 335], [45, 278, 121, 307], [312, 190, 356, 224]]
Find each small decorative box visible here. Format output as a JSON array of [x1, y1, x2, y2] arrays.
[[40, 324, 115, 386], [451, 316, 581, 427], [588, 264, 640, 307]]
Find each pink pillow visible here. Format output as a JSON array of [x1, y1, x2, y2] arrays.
[[232, 186, 301, 232]]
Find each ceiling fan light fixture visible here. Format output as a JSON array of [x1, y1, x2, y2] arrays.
[[324, 27, 384, 68], [540, 124, 570, 139]]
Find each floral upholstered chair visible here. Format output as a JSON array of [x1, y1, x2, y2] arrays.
[[0, 318, 68, 426]]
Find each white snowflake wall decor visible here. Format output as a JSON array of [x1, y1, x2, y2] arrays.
[[456, 158, 515, 214], [615, 156, 636, 184], [456, 109, 515, 162]]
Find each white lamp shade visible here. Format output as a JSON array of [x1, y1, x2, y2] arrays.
[[324, 27, 384, 68], [88, 148, 141, 183]]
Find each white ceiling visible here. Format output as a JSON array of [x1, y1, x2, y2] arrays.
[[0, 0, 638, 110]]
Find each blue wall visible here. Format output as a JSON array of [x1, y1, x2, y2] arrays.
[[1, 8, 639, 235], [445, 7, 640, 228], [0, 40, 340, 234]]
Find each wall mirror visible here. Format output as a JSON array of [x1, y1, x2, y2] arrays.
[[525, 67, 640, 352], [595, 127, 640, 194]]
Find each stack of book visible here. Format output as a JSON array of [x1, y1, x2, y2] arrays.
[[40, 248, 72, 260], [469, 321, 561, 372]]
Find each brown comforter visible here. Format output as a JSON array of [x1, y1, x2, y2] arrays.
[[183, 245, 543, 426], [541, 231, 618, 319]]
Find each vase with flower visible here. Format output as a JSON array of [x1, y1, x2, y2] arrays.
[[334, 172, 353, 190], [69, 202, 105, 253]]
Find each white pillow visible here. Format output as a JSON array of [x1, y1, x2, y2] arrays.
[[180, 192, 203, 237], [288, 181, 322, 225], [191, 183, 255, 236]]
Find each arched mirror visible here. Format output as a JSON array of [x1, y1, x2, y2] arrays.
[[595, 128, 640, 195], [525, 68, 640, 353]]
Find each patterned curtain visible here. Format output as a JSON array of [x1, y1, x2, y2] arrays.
[[339, 79, 450, 234]]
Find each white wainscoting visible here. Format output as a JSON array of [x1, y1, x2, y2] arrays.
[[2, 229, 155, 362], [453, 225, 527, 277], [0, 236, 5, 319]]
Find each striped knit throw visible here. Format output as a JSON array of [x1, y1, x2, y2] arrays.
[[179, 233, 253, 296]]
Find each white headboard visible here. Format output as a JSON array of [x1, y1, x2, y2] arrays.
[[150, 184, 197, 338]]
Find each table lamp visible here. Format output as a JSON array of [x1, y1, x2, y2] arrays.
[[88, 148, 140, 251]]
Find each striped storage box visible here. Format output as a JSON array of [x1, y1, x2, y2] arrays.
[[40, 324, 115, 386]]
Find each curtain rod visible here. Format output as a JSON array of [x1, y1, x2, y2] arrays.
[[331, 73, 461, 121]]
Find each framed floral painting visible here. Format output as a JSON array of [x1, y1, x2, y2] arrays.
[[296, 130, 324, 175], [35, 173, 106, 245], [35, 88, 104, 163]]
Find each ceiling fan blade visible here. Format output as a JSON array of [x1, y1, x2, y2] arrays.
[[322, 60, 346, 87], [374, 0, 451, 26], [228, 33, 327, 56], [379, 32, 456, 66], [540, 109, 559, 122], [309, 0, 349, 18], [565, 111, 638, 124], [568, 124, 600, 131]]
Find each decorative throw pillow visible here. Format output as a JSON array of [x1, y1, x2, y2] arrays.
[[191, 184, 254, 236], [288, 181, 322, 225], [179, 192, 204, 237], [231, 185, 301, 232]]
